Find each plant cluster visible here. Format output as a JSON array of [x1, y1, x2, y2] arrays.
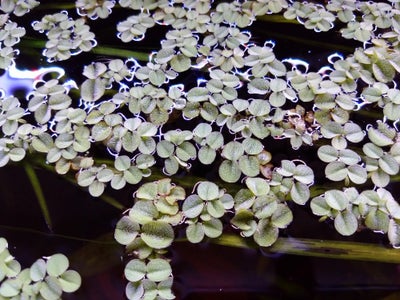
[[1, 0, 400, 299], [0, 237, 81, 300]]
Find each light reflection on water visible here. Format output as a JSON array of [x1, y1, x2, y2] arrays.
[[0, 62, 76, 97]]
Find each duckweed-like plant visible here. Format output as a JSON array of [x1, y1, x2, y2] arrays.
[[1, 0, 400, 298]]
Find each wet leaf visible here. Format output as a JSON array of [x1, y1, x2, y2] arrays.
[[253, 219, 279, 247], [81, 78, 105, 102], [46, 254, 69, 277], [141, 221, 174, 249], [125, 259, 146, 282], [334, 209, 357, 236]]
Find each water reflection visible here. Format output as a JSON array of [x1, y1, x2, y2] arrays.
[[0, 62, 76, 97]]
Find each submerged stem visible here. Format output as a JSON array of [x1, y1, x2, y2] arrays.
[[23, 163, 52, 231], [213, 234, 400, 264]]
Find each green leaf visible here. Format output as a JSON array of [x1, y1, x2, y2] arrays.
[[388, 219, 400, 248], [379, 154, 399, 175], [0, 279, 20, 297], [30, 258, 46, 282], [253, 219, 279, 247], [293, 164, 314, 184], [365, 209, 389, 233], [207, 199, 225, 218], [46, 254, 69, 277], [125, 281, 144, 300], [347, 164, 367, 184], [129, 200, 159, 224], [125, 259, 146, 282], [88, 180, 105, 197], [278, 160, 296, 176], [318, 145, 338, 162], [114, 216, 140, 245], [271, 204, 293, 228], [219, 160, 241, 183], [325, 190, 348, 211], [170, 54, 191, 72], [182, 195, 204, 219], [198, 146, 216, 165], [334, 209, 358, 236], [203, 218, 223, 238], [325, 161, 347, 181], [373, 59, 395, 83], [238, 155, 260, 177], [141, 221, 174, 249], [221, 141, 244, 161], [245, 177, 270, 196], [231, 209, 254, 230], [115, 155, 131, 171], [81, 78, 105, 102], [197, 181, 219, 201], [186, 223, 204, 243], [310, 196, 331, 216], [146, 259, 172, 282], [290, 181, 310, 205], [368, 127, 394, 147], [40, 276, 63, 300], [136, 182, 158, 200], [58, 270, 81, 293]]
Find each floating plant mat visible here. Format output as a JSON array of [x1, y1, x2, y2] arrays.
[[1, 0, 400, 299]]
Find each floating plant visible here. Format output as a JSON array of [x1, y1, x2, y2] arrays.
[[1, 0, 400, 299]]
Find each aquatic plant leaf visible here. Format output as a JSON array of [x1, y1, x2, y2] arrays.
[[325, 190, 348, 211], [136, 182, 158, 200], [186, 223, 204, 243], [346, 165, 366, 185], [293, 164, 314, 185], [58, 270, 82, 293], [141, 221, 174, 249], [373, 59, 395, 83], [30, 258, 46, 282], [231, 209, 254, 231], [81, 78, 105, 102], [325, 161, 347, 181], [238, 155, 260, 177], [379, 154, 399, 175], [334, 209, 358, 236], [277, 160, 295, 177], [318, 145, 338, 162], [253, 219, 279, 247], [129, 201, 159, 224], [46, 254, 69, 277], [368, 126, 395, 147], [203, 218, 223, 238], [371, 169, 391, 187], [88, 180, 105, 197], [310, 196, 331, 216], [0, 279, 19, 297], [170, 54, 191, 72], [290, 181, 310, 205], [365, 209, 389, 233], [124, 259, 146, 282], [198, 146, 216, 165], [114, 216, 140, 245], [157, 278, 175, 300], [197, 181, 219, 201], [363, 142, 383, 159], [245, 177, 270, 196], [219, 160, 241, 183], [146, 259, 172, 282], [388, 219, 400, 248], [207, 199, 225, 218], [271, 204, 293, 228]]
